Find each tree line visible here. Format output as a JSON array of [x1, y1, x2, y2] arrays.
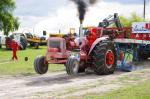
[[0, 0, 19, 36]]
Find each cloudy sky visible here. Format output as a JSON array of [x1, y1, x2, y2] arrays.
[[14, 0, 150, 35]]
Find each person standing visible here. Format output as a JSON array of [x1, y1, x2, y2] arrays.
[[11, 39, 19, 60]]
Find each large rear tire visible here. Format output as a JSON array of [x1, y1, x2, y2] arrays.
[[92, 40, 117, 75], [34, 56, 48, 74], [65, 57, 85, 75]]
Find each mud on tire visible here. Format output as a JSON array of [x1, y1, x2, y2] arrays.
[[34, 56, 48, 74], [92, 40, 117, 75]]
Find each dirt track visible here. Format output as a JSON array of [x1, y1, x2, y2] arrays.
[[0, 60, 150, 99]]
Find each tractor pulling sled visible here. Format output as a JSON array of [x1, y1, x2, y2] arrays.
[[34, 13, 150, 75]]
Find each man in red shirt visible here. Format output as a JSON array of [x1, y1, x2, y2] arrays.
[[11, 39, 19, 60]]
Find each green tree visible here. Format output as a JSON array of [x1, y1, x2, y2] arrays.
[[0, 0, 19, 36], [119, 13, 143, 27]]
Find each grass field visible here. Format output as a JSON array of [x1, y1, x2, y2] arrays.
[[0, 46, 64, 76], [85, 80, 150, 99]]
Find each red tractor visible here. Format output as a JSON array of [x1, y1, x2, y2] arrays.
[[65, 13, 125, 75], [34, 32, 78, 74], [34, 13, 122, 75], [34, 13, 150, 75], [65, 14, 150, 75]]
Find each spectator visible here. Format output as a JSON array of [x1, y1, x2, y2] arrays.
[[11, 39, 19, 60]]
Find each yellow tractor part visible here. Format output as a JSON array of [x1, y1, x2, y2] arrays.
[[49, 28, 76, 38]]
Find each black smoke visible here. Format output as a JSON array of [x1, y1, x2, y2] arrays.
[[89, 0, 97, 4], [71, 0, 97, 24], [77, 0, 86, 24]]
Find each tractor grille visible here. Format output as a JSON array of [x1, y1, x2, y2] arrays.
[[49, 40, 60, 48]]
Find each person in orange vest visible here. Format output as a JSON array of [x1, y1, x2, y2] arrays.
[[11, 39, 19, 60]]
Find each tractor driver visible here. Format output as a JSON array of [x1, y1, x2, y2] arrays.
[[86, 29, 97, 47]]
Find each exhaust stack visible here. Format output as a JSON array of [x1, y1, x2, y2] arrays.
[[79, 23, 83, 37]]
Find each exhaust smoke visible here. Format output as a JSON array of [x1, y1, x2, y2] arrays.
[[70, 0, 97, 24], [70, 0, 98, 45]]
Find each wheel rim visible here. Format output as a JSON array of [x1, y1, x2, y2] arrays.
[[73, 61, 79, 73], [105, 50, 114, 68]]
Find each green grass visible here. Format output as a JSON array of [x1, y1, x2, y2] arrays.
[[0, 46, 64, 76], [85, 80, 150, 99]]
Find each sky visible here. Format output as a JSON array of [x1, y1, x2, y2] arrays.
[[14, 0, 150, 35]]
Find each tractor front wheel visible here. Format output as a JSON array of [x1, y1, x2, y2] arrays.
[[65, 57, 85, 76], [92, 40, 117, 75], [34, 56, 48, 74]]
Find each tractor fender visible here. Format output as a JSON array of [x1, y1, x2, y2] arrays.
[[88, 36, 109, 55]]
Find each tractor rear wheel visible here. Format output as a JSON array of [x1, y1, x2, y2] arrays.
[[65, 57, 85, 75], [92, 40, 117, 75], [34, 56, 48, 74]]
